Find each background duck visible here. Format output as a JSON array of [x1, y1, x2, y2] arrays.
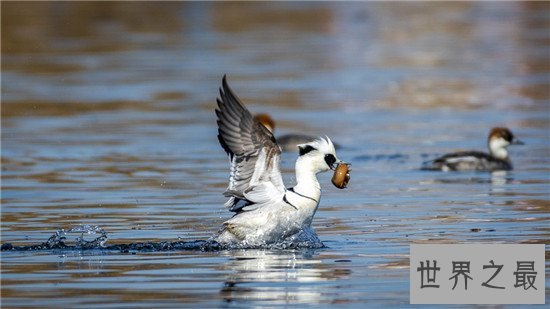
[[422, 127, 524, 172], [254, 113, 341, 153]]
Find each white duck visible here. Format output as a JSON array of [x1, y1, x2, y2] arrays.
[[214, 75, 347, 247]]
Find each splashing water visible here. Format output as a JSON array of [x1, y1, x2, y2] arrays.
[[207, 226, 325, 250], [49, 225, 109, 248], [1, 225, 325, 252]]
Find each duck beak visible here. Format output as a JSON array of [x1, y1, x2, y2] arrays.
[[512, 138, 525, 145]]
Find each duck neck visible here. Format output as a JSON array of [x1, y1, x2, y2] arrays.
[[489, 139, 509, 160], [294, 159, 321, 200]]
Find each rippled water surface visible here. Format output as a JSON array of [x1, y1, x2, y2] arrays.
[[2, 2, 549, 307]]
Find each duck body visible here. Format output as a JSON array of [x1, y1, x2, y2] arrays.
[[422, 127, 523, 172], [423, 151, 512, 172]]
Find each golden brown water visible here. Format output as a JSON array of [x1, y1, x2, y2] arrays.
[[2, 2, 549, 307]]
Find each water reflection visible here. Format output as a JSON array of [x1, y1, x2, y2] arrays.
[[2, 2, 185, 54], [219, 249, 350, 305], [420, 171, 514, 186], [489, 170, 512, 188]]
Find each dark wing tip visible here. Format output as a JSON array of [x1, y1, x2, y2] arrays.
[[217, 74, 228, 109], [221, 75, 229, 99], [222, 75, 233, 101]]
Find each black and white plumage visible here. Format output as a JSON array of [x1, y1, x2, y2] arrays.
[[422, 127, 523, 172], [214, 75, 345, 246], [424, 151, 512, 171]]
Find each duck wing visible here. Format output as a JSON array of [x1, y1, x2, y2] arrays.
[[215, 75, 285, 212]]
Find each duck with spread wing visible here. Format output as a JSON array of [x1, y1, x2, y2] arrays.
[[214, 75, 349, 247]]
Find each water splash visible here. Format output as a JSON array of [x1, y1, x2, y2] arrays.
[[1, 225, 110, 251], [1, 225, 325, 252], [53, 225, 108, 248], [212, 227, 326, 250]]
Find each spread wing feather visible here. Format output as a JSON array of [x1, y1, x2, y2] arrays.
[[216, 75, 285, 212]]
